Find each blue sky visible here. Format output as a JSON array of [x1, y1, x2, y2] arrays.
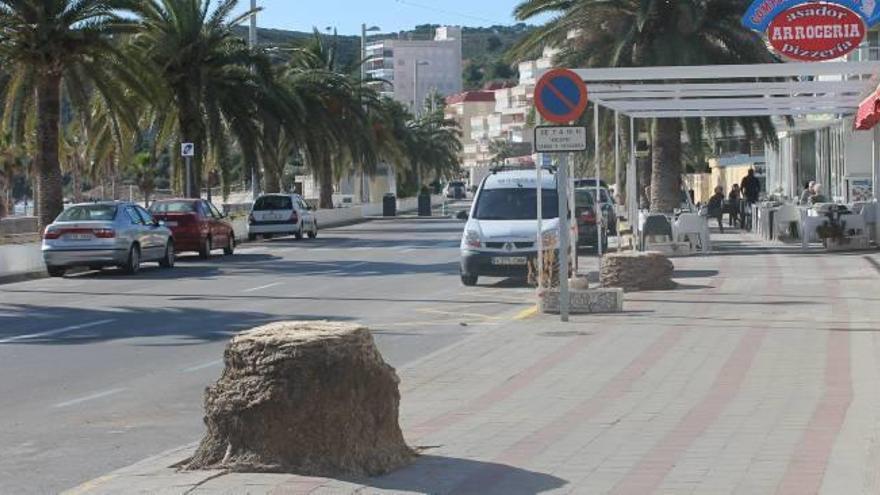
[[231, 0, 544, 35]]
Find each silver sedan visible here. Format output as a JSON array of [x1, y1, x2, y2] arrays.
[[42, 202, 175, 277]]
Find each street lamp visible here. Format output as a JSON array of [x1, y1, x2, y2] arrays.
[[249, 0, 259, 200], [360, 24, 381, 203]]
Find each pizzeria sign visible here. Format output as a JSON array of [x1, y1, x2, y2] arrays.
[[744, 0, 875, 61]]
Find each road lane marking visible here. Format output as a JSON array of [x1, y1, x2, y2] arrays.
[[0, 319, 116, 344], [53, 388, 127, 408], [514, 306, 539, 320], [181, 359, 223, 373], [242, 282, 282, 293]]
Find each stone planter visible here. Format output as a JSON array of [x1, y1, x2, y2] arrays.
[[825, 235, 870, 251], [600, 251, 676, 292], [542, 288, 624, 314]]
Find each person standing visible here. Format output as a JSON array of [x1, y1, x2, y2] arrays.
[[740, 169, 761, 230], [728, 184, 741, 227], [707, 186, 725, 233]]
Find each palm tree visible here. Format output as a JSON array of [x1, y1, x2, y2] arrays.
[[129, 0, 291, 198], [512, 0, 778, 212], [0, 132, 25, 218], [0, 0, 142, 227]]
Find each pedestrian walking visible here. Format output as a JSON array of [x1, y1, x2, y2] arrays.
[[727, 184, 741, 227]]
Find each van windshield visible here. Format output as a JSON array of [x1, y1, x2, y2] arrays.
[[474, 188, 559, 220]]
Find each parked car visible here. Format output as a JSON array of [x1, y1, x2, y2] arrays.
[[573, 178, 610, 189], [445, 181, 467, 199], [42, 202, 175, 277], [575, 188, 608, 252], [247, 193, 318, 241], [149, 199, 235, 258], [458, 169, 560, 286]]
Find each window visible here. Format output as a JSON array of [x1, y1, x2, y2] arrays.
[[135, 206, 155, 225], [149, 201, 197, 214], [56, 205, 117, 222], [125, 207, 145, 225], [474, 188, 559, 220], [253, 195, 293, 211]]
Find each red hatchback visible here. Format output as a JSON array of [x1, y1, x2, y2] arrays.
[[149, 199, 235, 258]]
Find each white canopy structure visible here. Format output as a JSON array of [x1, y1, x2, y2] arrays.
[[557, 61, 880, 238]]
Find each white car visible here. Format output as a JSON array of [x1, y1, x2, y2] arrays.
[[247, 194, 318, 241], [458, 170, 560, 286]]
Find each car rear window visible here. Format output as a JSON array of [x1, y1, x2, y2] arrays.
[[254, 196, 293, 211], [575, 190, 595, 207], [150, 201, 197, 213], [56, 205, 117, 222]]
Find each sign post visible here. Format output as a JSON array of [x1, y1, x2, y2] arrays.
[[534, 68, 589, 322], [181, 143, 195, 198]]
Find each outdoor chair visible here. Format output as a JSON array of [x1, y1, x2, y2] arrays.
[[673, 213, 711, 254], [774, 204, 801, 241], [640, 214, 673, 251]]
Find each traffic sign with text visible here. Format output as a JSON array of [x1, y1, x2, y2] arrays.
[[534, 68, 589, 124], [534, 126, 588, 153]]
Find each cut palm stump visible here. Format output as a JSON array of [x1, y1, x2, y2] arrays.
[[600, 251, 676, 292], [184, 321, 415, 476]]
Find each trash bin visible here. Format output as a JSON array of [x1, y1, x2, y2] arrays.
[[383, 193, 397, 217], [418, 192, 432, 217]]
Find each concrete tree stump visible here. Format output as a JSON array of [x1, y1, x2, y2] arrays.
[[184, 321, 414, 476], [600, 251, 676, 292]]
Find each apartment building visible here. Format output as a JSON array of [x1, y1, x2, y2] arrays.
[[366, 27, 463, 112], [444, 91, 496, 171]]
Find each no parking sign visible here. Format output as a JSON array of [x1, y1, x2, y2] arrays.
[[534, 68, 588, 124]]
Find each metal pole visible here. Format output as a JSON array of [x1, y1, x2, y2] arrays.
[[536, 153, 544, 312], [361, 24, 368, 204], [557, 153, 570, 322], [594, 104, 602, 256], [614, 110, 621, 204], [414, 61, 421, 188], [629, 117, 638, 247], [185, 156, 192, 199], [569, 152, 576, 272]]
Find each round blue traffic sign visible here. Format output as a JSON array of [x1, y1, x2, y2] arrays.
[[534, 68, 589, 124]]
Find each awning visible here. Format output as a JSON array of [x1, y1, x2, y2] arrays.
[[855, 88, 880, 130]]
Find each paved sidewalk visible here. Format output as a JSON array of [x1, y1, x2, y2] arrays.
[[67, 232, 880, 494]]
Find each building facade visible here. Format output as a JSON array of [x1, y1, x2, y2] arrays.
[[366, 27, 463, 112]]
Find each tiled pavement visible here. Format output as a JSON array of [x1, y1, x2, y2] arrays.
[[67, 232, 880, 494]]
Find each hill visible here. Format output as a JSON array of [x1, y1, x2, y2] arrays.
[[233, 23, 538, 90]]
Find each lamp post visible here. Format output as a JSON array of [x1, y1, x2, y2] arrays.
[[360, 24, 381, 204], [249, 0, 259, 201], [414, 60, 430, 188]]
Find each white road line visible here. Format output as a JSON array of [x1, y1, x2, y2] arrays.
[[53, 388, 127, 408], [181, 359, 223, 373], [0, 319, 116, 344], [344, 262, 370, 270], [242, 282, 283, 293]]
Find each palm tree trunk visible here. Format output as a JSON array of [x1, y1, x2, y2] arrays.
[[651, 118, 683, 213], [262, 156, 281, 193], [318, 161, 334, 210], [35, 73, 64, 228], [0, 173, 7, 219]]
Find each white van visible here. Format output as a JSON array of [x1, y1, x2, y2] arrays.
[[458, 169, 560, 286]]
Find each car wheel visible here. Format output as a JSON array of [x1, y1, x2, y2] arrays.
[[199, 236, 212, 259], [223, 235, 235, 255], [47, 266, 66, 278], [308, 222, 318, 239], [123, 245, 141, 275], [159, 241, 175, 268], [461, 273, 478, 286]]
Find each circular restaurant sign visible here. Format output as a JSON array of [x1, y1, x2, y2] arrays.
[[767, 3, 866, 61]]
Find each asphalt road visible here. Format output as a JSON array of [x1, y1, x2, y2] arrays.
[[0, 211, 536, 494]]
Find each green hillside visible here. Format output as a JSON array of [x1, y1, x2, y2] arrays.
[[233, 23, 538, 90]]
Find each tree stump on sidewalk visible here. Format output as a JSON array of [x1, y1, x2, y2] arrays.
[[184, 321, 414, 476], [600, 252, 676, 292]]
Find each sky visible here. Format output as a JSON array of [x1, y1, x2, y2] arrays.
[[231, 0, 543, 35]]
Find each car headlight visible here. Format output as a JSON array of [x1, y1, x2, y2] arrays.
[[464, 230, 482, 249]]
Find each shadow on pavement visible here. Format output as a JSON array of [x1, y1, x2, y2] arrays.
[[343, 455, 567, 495], [0, 303, 351, 346]]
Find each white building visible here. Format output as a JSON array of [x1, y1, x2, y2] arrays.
[[366, 27, 463, 112]]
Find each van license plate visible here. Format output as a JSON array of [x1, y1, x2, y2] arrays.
[[492, 257, 527, 266]]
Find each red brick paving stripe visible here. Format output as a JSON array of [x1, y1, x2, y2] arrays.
[[610, 327, 769, 495], [408, 332, 597, 440], [608, 252, 781, 495], [775, 259, 853, 495], [449, 326, 690, 494]]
